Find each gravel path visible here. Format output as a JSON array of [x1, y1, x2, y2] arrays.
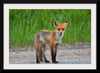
[[9, 48, 91, 64]]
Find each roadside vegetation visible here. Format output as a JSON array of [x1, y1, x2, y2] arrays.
[[9, 9, 91, 47]]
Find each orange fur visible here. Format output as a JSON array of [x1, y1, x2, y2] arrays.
[[34, 21, 68, 63]]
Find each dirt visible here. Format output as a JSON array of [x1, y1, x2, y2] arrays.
[[9, 42, 91, 64]]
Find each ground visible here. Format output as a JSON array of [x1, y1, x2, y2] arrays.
[[9, 42, 91, 64]]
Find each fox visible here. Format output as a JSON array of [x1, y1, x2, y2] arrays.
[[34, 20, 68, 63]]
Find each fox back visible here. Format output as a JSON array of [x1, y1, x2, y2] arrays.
[[35, 21, 68, 45]]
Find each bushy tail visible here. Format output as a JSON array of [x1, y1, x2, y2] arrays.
[[34, 35, 37, 49]]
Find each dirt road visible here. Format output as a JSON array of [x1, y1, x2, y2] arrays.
[[9, 42, 91, 64]]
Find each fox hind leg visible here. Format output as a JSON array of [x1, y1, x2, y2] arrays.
[[36, 47, 40, 63], [34, 37, 41, 63], [39, 49, 43, 61], [39, 44, 44, 61], [42, 44, 50, 63]]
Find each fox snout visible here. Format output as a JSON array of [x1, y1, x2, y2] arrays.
[[60, 32, 62, 35], [57, 31, 64, 36]]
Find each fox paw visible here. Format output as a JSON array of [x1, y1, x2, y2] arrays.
[[52, 61, 59, 63]]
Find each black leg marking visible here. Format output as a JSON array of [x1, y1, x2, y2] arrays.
[[36, 56, 40, 63], [52, 51, 58, 63], [54, 51, 58, 63], [51, 50, 55, 63], [44, 54, 50, 63]]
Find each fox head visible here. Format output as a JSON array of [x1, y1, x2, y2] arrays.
[[54, 20, 68, 36]]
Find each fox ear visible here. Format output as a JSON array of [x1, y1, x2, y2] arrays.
[[54, 21, 58, 27], [64, 21, 68, 26]]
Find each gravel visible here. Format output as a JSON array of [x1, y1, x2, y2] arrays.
[[9, 48, 91, 64]]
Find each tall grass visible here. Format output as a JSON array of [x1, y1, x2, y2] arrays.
[[9, 9, 91, 46]]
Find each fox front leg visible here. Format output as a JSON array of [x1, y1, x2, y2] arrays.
[[50, 42, 59, 63], [53, 44, 58, 63]]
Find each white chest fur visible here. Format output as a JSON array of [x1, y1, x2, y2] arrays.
[[54, 31, 65, 45]]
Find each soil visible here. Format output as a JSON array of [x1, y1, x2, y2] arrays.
[[9, 42, 91, 64]]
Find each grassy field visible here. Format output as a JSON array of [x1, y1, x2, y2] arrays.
[[9, 9, 91, 47]]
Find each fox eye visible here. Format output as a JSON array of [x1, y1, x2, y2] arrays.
[[62, 28, 65, 31], [57, 28, 60, 31]]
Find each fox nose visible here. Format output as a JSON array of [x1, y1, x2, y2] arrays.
[[60, 32, 62, 35]]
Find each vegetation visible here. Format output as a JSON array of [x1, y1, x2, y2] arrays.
[[9, 9, 91, 47]]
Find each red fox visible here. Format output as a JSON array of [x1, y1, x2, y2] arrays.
[[34, 20, 68, 63]]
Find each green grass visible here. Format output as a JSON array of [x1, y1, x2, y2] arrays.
[[9, 9, 91, 46]]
